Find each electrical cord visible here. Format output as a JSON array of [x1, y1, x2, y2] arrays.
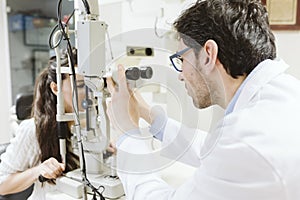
[[48, 8, 74, 49], [48, 24, 61, 49], [81, 0, 91, 14], [66, 9, 75, 24]]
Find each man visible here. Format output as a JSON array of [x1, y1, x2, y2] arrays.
[[106, 0, 300, 199]]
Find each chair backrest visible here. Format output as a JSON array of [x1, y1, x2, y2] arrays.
[[15, 93, 33, 120]]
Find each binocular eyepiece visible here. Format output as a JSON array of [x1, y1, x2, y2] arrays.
[[103, 66, 153, 89], [124, 66, 153, 81]]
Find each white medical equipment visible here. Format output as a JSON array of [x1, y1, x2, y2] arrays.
[[45, 1, 156, 199], [45, 0, 122, 199]]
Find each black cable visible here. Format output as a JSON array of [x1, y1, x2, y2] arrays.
[[86, 180, 105, 200], [81, 0, 91, 14], [66, 9, 75, 24], [48, 24, 61, 49], [48, 0, 65, 49], [48, 5, 74, 49]]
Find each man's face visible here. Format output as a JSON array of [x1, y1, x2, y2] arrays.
[[177, 40, 212, 109]]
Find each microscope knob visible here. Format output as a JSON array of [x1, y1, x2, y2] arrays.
[[81, 99, 93, 109], [140, 66, 153, 79], [125, 67, 140, 80]]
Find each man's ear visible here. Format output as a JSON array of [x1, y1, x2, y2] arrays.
[[200, 39, 218, 75], [50, 82, 58, 96]]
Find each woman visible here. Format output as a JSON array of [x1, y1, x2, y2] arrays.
[[0, 48, 82, 199]]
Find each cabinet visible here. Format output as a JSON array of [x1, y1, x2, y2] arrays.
[[8, 14, 55, 47]]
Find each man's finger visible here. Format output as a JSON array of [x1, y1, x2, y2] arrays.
[[107, 146, 116, 154], [117, 65, 128, 91], [106, 77, 116, 94]]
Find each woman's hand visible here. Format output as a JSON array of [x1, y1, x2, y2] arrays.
[[38, 157, 65, 180]]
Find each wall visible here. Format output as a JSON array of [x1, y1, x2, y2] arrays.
[[99, 0, 122, 37], [274, 31, 300, 79], [7, 0, 73, 17], [0, 0, 13, 143]]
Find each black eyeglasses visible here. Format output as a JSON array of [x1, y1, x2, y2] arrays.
[[169, 47, 191, 72]]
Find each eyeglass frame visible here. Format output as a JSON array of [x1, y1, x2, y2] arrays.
[[169, 47, 191, 72]]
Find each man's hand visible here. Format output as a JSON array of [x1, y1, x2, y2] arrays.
[[134, 91, 152, 124], [106, 65, 140, 133]]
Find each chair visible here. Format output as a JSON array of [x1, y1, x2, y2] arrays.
[[15, 93, 33, 121]]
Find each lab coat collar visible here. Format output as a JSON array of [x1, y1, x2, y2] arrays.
[[200, 59, 289, 159], [233, 58, 289, 112]]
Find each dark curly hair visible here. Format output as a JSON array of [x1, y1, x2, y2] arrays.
[[174, 0, 276, 78], [32, 48, 79, 184]]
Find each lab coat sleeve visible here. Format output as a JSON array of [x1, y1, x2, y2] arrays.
[[116, 136, 196, 200], [160, 118, 207, 167], [149, 106, 168, 141]]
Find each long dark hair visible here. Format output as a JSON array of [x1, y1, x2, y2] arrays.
[[32, 48, 79, 183]]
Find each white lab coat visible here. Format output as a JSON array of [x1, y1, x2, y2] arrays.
[[116, 59, 300, 200]]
